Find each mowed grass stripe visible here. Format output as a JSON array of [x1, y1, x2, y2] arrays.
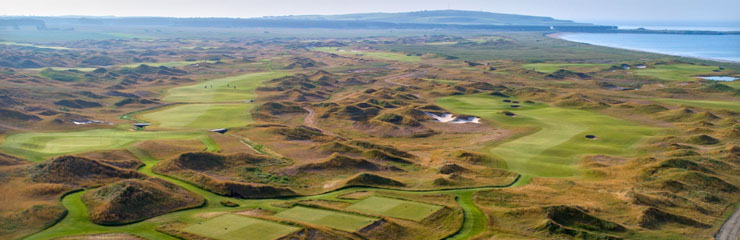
[[183, 214, 300, 240], [164, 72, 286, 103], [437, 94, 656, 177], [274, 206, 378, 232], [346, 196, 443, 221], [139, 103, 253, 130], [0, 129, 201, 161], [521, 63, 611, 74], [313, 47, 421, 62], [632, 64, 720, 81]]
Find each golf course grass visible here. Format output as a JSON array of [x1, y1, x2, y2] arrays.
[[313, 47, 421, 62], [183, 214, 300, 240], [521, 63, 610, 74], [437, 94, 657, 177], [632, 64, 720, 81], [653, 98, 740, 112], [447, 191, 486, 240], [346, 196, 443, 221], [163, 71, 287, 103], [0, 129, 202, 162], [139, 103, 253, 130], [26, 146, 521, 240], [273, 206, 378, 232]]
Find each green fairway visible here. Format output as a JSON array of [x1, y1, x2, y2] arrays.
[[313, 47, 421, 62], [273, 206, 378, 232], [437, 94, 656, 177], [633, 64, 720, 81], [653, 98, 740, 112], [0, 129, 201, 161], [119, 60, 216, 68], [163, 72, 286, 103], [346, 196, 443, 221], [447, 191, 486, 240], [521, 63, 610, 74], [139, 103, 253, 130], [183, 214, 300, 240]]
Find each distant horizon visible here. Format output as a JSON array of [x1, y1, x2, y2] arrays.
[[2, 0, 739, 23], [2, 10, 739, 29]]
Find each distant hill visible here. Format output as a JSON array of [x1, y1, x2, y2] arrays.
[[266, 10, 591, 26], [2, 10, 612, 32]]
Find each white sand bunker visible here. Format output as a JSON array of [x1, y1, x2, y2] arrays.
[[424, 112, 480, 124]]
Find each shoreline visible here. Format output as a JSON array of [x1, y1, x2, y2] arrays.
[[549, 32, 740, 64]]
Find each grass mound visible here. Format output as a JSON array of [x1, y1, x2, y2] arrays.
[[344, 173, 405, 187], [685, 134, 719, 145], [546, 69, 591, 79], [254, 101, 307, 115], [319, 141, 361, 153], [554, 93, 610, 109], [297, 153, 400, 172], [273, 126, 324, 140], [544, 206, 626, 233], [82, 178, 204, 225], [28, 156, 142, 185], [349, 141, 414, 158], [53, 99, 102, 109], [452, 150, 493, 165], [362, 150, 412, 164], [439, 163, 468, 174], [154, 152, 296, 199], [638, 207, 710, 229]]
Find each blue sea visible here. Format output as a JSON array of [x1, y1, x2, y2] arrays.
[[560, 33, 740, 62]]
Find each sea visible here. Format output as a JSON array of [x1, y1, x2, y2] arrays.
[[559, 26, 740, 63]]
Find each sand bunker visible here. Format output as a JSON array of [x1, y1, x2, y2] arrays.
[[73, 120, 111, 125], [424, 112, 480, 124]]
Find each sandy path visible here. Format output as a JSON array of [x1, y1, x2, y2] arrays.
[[302, 106, 340, 138], [716, 204, 740, 240]]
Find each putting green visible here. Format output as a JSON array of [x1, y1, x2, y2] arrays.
[[653, 98, 740, 112], [437, 94, 656, 177], [0, 129, 201, 161], [163, 72, 286, 103], [346, 196, 443, 221], [139, 103, 253, 130], [183, 214, 300, 240], [521, 63, 610, 74], [632, 64, 720, 81], [273, 206, 378, 232], [313, 47, 421, 62]]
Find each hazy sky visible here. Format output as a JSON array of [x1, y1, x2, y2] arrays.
[[3, 0, 739, 24]]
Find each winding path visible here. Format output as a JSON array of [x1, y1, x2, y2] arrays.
[[716, 203, 740, 240]]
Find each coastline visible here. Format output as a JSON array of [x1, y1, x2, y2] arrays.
[[549, 32, 740, 64]]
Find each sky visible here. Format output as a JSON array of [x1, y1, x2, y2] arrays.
[[3, 0, 740, 24]]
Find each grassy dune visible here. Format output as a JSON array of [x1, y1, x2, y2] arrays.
[[119, 60, 216, 68], [313, 47, 421, 62], [521, 63, 610, 73], [0, 129, 201, 161], [140, 103, 253, 130], [163, 72, 286, 103], [437, 94, 656, 177]]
